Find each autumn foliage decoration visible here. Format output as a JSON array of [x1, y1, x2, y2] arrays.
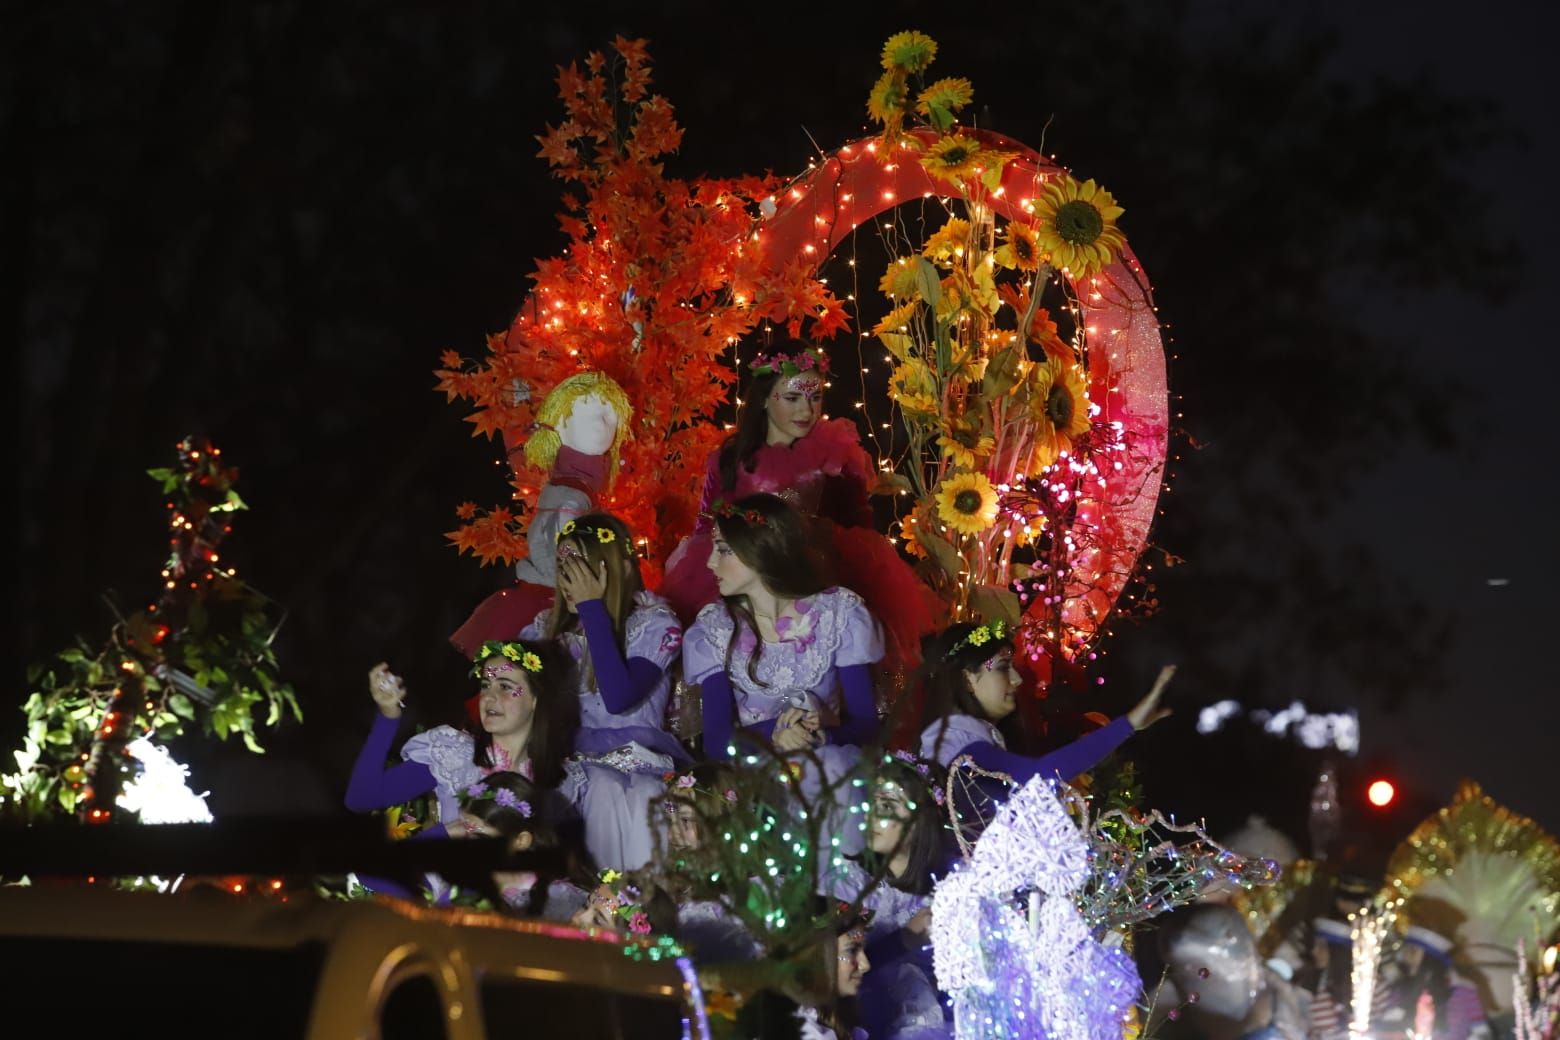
[[435, 38, 849, 578]]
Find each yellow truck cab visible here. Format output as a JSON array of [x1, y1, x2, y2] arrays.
[[0, 883, 708, 1039]]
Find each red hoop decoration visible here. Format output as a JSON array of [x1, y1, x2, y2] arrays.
[[755, 128, 1169, 646]]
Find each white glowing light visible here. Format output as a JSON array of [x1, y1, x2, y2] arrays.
[[116, 739, 213, 824], [1200, 699, 1360, 755]]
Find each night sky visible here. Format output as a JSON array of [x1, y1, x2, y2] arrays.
[[7, 1, 1556, 853]]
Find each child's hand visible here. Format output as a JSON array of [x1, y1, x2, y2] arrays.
[[368, 663, 406, 719]]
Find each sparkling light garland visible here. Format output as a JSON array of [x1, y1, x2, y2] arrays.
[[1349, 902, 1399, 1040]]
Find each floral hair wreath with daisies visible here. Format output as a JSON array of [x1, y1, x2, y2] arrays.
[[460, 780, 533, 819], [748, 344, 830, 380], [555, 519, 636, 557], [472, 640, 544, 678], [945, 618, 1010, 660]]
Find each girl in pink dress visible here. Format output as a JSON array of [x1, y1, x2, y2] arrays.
[[661, 339, 939, 683]]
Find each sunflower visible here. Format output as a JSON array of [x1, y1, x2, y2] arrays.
[[922, 217, 971, 265], [915, 76, 974, 130], [520, 651, 544, 673], [994, 220, 1041, 272], [597, 528, 616, 544], [935, 264, 999, 321], [879, 257, 922, 300], [501, 644, 523, 661], [1024, 356, 1091, 473], [919, 134, 988, 185], [872, 299, 921, 337], [890, 360, 940, 417], [881, 31, 937, 74], [1030, 175, 1126, 278], [935, 472, 999, 536], [867, 70, 908, 127], [940, 433, 994, 470]]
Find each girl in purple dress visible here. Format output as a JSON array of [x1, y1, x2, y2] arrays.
[[661, 339, 938, 678], [917, 620, 1174, 783], [520, 512, 687, 872], [682, 494, 884, 760], [823, 756, 953, 1040], [344, 639, 578, 827]]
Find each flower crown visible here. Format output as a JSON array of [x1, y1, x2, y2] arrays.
[[883, 750, 947, 806], [749, 345, 830, 379], [946, 619, 1009, 659], [593, 871, 655, 935], [555, 518, 633, 554], [661, 769, 740, 805], [706, 499, 769, 527], [833, 899, 874, 933], [461, 781, 533, 819], [472, 640, 544, 677]]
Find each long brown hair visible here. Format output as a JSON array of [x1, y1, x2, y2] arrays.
[[469, 639, 579, 788], [715, 337, 820, 491], [917, 622, 1016, 760], [713, 493, 830, 686], [545, 511, 643, 689]]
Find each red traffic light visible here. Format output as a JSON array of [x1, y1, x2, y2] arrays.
[[1367, 779, 1396, 807]]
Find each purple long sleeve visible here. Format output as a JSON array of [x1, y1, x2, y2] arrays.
[[965, 715, 1134, 786], [344, 712, 438, 812], [701, 670, 739, 760], [577, 598, 665, 714], [824, 663, 880, 747]]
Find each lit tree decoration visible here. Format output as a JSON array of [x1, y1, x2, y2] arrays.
[[1, 437, 299, 824], [435, 37, 846, 581]]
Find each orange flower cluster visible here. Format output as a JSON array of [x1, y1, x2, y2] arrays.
[[436, 38, 846, 579]]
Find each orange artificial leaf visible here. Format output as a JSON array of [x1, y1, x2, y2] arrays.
[[612, 36, 650, 67], [556, 62, 586, 100], [537, 124, 580, 168]]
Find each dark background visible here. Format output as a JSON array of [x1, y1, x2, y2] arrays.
[[6, 0, 1555, 866]]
